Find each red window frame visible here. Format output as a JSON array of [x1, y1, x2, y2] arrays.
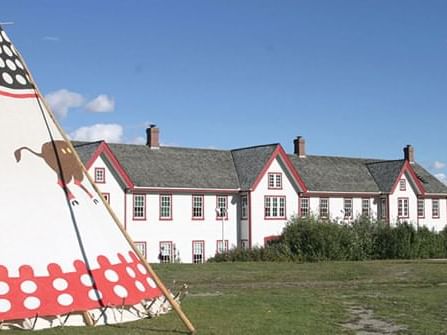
[[241, 195, 248, 219], [264, 195, 286, 219], [94, 167, 106, 184], [159, 241, 173, 263], [399, 179, 406, 191], [192, 240, 205, 264], [268, 172, 282, 189], [417, 199, 425, 218], [192, 195, 204, 220], [319, 198, 329, 219], [299, 197, 309, 218], [216, 240, 229, 253], [216, 195, 228, 220], [159, 194, 172, 220], [344, 198, 353, 219], [132, 194, 146, 221], [397, 197, 409, 218], [432, 199, 440, 218]]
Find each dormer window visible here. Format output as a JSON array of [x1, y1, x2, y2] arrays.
[[268, 173, 282, 189], [399, 179, 406, 191]]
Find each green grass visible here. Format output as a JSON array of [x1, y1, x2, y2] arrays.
[[3, 260, 447, 334]]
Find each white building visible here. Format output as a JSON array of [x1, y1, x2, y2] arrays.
[[74, 127, 447, 263]]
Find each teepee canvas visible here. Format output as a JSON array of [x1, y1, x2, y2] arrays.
[[0, 26, 194, 332]]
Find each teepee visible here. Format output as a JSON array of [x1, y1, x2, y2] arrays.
[[0, 26, 194, 332]]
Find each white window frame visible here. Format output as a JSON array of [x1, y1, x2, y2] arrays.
[[432, 199, 440, 218], [216, 240, 229, 254], [417, 199, 425, 218], [133, 194, 146, 220], [362, 198, 370, 217], [268, 173, 282, 189], [160, 194, 172, 220], [344, 198, 353, 219], [264, 196, 286, 219], [159, 241, 173, 264], [216, 195, 228, 219], [319, 198, 329, 219], [192, 241, 205, 264], [398, 198, 409, 218], [300, 197, 309, 217], [192, 195, 204, 219], [241, 195, 248, 219], [134, 241, 147, 259]]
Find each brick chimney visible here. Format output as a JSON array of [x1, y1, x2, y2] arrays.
[[146, 124, 160, 149], [403, 144, 414, 164], [294, 136, 306, 158]]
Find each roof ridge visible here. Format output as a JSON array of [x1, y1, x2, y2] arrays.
[[231, 143, 279, 152]]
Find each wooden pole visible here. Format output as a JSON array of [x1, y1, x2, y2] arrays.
[[14, 43, 196, 334]]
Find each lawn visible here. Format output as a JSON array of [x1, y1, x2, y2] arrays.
[[3, 260, 447, 334]]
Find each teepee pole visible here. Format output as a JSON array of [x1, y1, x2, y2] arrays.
[[15, 50, 196, 335]]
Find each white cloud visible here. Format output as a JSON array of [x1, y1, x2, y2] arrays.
[[70, 124, 123, 143], [45, 89, 84, 118], [435, 173, 447, 185], [432, 161, 446, 170], [85, 94, 115, 113]]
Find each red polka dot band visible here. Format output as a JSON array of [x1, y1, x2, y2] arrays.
[[0, 252, 162, 320]]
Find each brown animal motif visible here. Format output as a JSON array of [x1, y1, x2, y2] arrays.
[[14, 140, 98, 206]]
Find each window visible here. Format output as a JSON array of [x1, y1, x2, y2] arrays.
[[268, 173, 282, 189], [319, 198, 329, 218], [133, 194, 146, 220], [160, 195, 172, 220], [192, 195, 204, 219], [417, 199, 425, 218], [102, 193, 110, 204], [399, 179, 406, 191], [134, 241, 147, 259], [159, 241, 173, 264], [344, 198, 353, 219], [192, 241, 205, 264], [94, 167, 105, 183], [432, 199, 440, 218], [216, 240, 229, 253], [380, 197, 387, 220], [300, 197, 309, 217], [241, 195, 248, 219], [397, 198, 409, 218], [264, 196, 286, 219], [362, 199, 370, 217], [216, 195, 228, 219], [241, 240, 249, 249]]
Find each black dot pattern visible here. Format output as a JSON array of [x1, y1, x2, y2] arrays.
[[0, 27, 33, 90]]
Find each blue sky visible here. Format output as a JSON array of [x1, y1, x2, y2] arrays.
[[2, 1, 447, 183]]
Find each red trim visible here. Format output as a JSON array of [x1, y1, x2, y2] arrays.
[[432, 198, 440, 219], [94, 167, 106, 184], [130, 187, 239, 194], [215, 195, 229, 220], [319, 198, 330, 219], [397, 197, 409, 219], [417, 198, 425, 219], [387, 195, 391, 223], [304, 192, 379, 197], [124, 191, 127, 230], [248, 192, 252, 248], [264, 195, 287, 220], [267, 172, 283, 190], [192, 194, 204, 220], [132, 193, 146, 221], [134, 241, 147, 259], [216, 240, 229, 253], [390, 161, 426, 195], [102, 192, 110, 204], [251, 145, 307, 192], [192, 240, 205, 264], [86, 142, 134, 188], [0, 89, 39, 99], [159, 194, 173, 220]]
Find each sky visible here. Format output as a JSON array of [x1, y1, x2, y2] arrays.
[[2, 1, 447, 183]]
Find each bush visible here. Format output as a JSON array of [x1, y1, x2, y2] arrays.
[[210, 216, 447, 262]]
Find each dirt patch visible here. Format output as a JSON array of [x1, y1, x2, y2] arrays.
[[343, 305, 406, 334]]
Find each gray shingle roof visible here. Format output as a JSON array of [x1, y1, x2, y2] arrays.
[[289, 155, 381, 193], [73, 140, 447, 195], [231, 144, 278, 190], [107, 144, 240, 189], [366, 160, 405, 193]]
